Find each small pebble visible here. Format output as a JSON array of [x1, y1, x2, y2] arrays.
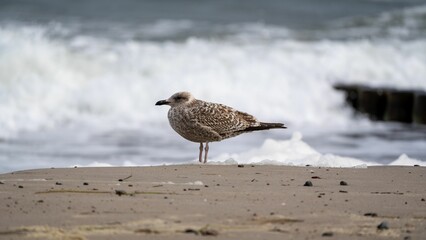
[[184, 228, 199, 235], [128, 184, 133, 187], [377, 221, 389, 230], [421, 198, 425, 202], [37, 200, 44, 203], [83, 182, 89, 186], [312, 176, 321, 179], [322, 232, 333, 237], [339, 190, 348, 193], [0, 181, 4, 184], [404, 236, 412, 240], [237, 164, 244, 168], [55, 182, 62, 185], [304, 181, 313, 187], [414, 164, 419, 167], [115, 190, 127, 196], [18, 185, 23, 188], [340, 181, 348, 186], [364, 212, 378, 217]]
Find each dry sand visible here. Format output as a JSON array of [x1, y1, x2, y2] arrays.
[[0, 165, 425, 240]]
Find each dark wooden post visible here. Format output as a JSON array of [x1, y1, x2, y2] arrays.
[[413, 91, 426, 124], [358, 88, 387, 121], [385, 90, 415, 123]]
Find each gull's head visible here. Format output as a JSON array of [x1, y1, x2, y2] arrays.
[[155, 92, 195, 107]]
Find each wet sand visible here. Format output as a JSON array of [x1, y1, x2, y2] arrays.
[[0, 165, 425, 239]]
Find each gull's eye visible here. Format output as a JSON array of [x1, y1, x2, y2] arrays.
[[175, 96, 184, 100]]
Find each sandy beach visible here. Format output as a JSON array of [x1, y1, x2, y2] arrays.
[[0, 165, 425, 239]]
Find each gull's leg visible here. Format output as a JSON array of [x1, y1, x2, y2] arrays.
[[199, 143, 204, 163], [204, 142, 209, 164]]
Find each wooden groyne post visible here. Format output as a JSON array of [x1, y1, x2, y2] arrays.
[[334, 83, 426, 125]]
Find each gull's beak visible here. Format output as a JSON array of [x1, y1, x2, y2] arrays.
[[155, 99, 170, 106]]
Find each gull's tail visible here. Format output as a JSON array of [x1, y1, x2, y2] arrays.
[[244, 122, 286, 132]]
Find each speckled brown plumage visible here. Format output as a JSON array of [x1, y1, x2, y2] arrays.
[[156, 92, 286, 163]]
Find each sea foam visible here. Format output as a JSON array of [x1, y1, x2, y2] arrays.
[[208, 132, 378, 167]]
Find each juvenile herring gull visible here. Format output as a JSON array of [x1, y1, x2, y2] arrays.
[[155, 92, 286, 163]]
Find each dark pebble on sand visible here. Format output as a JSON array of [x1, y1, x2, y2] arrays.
[[184, 228, 199, 235], [118, 179, 123, 182], [83, 182, 89, 186], [128, 184, 133, 187], [237, 164, 244, 168], [115, 190, 127, 196], [377, 221, 389, 230], [414, 164, 419, 167], [204, 185, 209, 188], [55, 182, 62, 185], [322, 232, 333, 237], [311, 176, 321, 179], [18, 185, 23, 188], [0, 181, 4, 184], [37, 200, 44, 203], [364, 212, 378, 217], [340, 181, 348, 186], [421, 198, 425, 202], [339, 190, 348, 193], [404, 236, 412, 240], [304, 181, 313, 187]]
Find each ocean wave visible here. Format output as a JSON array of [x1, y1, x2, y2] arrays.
[[1, 23, 426, 138]]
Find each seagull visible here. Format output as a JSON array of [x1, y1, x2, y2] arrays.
[[155, 92, 286, 163]]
